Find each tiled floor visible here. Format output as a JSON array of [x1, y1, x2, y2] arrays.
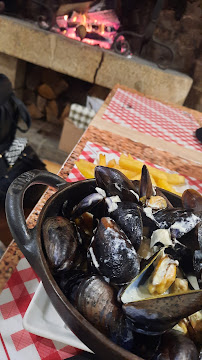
[[16, 119, 68, 166]]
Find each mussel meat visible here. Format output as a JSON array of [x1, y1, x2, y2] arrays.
[[120, 249, 202, 335]]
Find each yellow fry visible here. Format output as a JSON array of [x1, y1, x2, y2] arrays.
[[127, 154, 134, 161], [113, 165, 138, 180], [75, 160, 96, 179], [150, 174, 157, 186], [119, 154, 167, 181], [146, 166, 168, 182], [125, 154, 185, 185], [156, 179, 182, 196], [98, 154, 106, 166], [119, 154, 143, 172], [165, 172, 185, 185], [107, 159, 116, 167], [132, 173, 141, 181]]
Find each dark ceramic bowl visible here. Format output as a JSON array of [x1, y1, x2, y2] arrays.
[[5, 170, 182, 360]]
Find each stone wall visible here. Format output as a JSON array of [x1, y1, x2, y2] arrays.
[[153, 0, 202, 110]]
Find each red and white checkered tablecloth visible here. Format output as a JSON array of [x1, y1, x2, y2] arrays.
[[102, 88, 202, 152], [0, 257, 81, 360]]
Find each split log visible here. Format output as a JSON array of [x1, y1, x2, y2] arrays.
[[46, 100, 58, 123], [38, 83, 56, 100], [36, 95, 47, 114], [60, 102, 71, 123], [42, 69, 69, 96], [54, 78, 69, 97], [27, 103, 43, 119]]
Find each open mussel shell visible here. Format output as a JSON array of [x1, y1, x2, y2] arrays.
[[122, 290, 202, 336], [95, 166, 139, 202], [120, 249, 165, 304], [120, 249, 202, 335], [88, 217, 140, 285]]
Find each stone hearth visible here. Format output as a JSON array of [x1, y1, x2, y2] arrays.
[[0, 15, 193, 105]]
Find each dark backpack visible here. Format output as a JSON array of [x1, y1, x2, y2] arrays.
[[0, 74, 31, 153], [0, 74, 46, 208]]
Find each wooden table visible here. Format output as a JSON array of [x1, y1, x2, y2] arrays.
[[0, 84, 202, 292]]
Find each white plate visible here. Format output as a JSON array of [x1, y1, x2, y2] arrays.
[[23, 281, 93, 353]]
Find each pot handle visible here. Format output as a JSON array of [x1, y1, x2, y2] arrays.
[[5, 169, 68, 277]]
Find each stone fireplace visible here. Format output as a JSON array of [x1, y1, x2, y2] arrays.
[[0, 0, 201, 111]]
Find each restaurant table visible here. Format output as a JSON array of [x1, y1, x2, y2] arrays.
[[0, 84, 201, 360]]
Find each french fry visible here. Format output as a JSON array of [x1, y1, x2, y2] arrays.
[[165, 172, 185, 185], [75, 153, 184, 196], [127, 154, 134, 161], [119, 154, 167, 182], [123, 154, 185, 185], [156, 179, 182, 196], [150, 175, 157, 186], [147, 166, 168, 182], [119, 154, 143, 172], [113, 165, 138, 180], [75, 159, 96, 179], [98, 154, 106, 166], [107, 159, 116, 168], [132, 173, 141, 181]]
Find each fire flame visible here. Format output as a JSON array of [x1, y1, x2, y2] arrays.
[[57, 10, 120, 50]]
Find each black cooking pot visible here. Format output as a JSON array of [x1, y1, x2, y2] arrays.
[[5, 169, 182, 360]]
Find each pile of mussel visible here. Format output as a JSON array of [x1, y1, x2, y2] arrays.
[[42, 165, 202, 359]]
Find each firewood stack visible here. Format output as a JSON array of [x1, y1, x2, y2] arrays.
[[23, 64, 70, 125]]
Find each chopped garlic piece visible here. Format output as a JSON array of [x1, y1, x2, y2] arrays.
[[150, 229, 172, 248]]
